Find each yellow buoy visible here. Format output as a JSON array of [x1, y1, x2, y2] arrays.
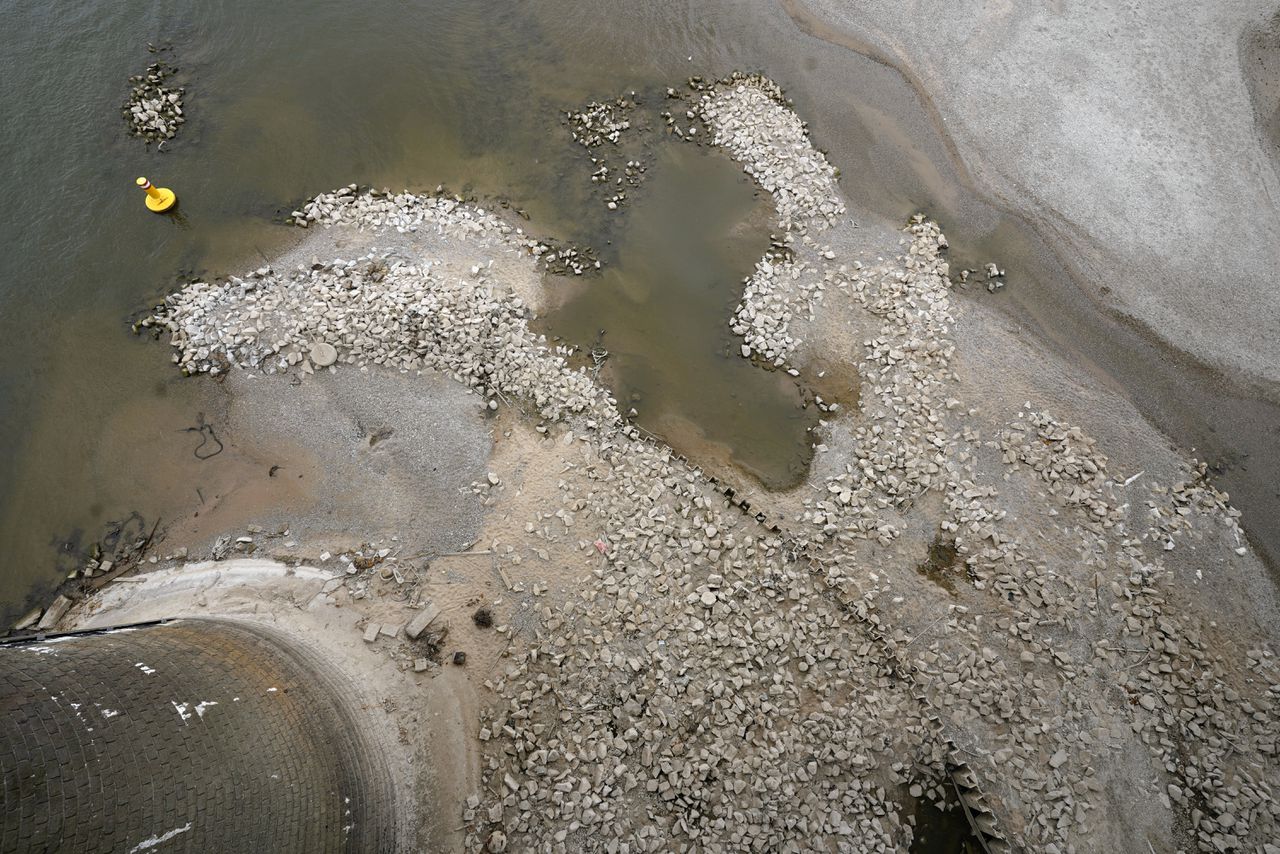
[[136, 176, 177, 213]]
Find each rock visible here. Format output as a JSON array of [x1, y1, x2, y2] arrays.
[[13, 607, 42, 631], [36, 595, 72, 630], [362, 623, 381, 643], [405, 602, 441, 639], [310, 342, 338, 367]]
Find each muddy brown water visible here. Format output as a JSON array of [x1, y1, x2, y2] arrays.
[[1, 0, 1276, 636], [540, 142, 818, 489]]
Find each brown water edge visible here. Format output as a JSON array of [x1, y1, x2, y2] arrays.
[[538, 141, 825, 490], [777, 0, 1280, 581], [0, 315, 323, 622]]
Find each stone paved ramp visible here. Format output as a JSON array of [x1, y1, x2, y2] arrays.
[[0, 619, 397, 853]]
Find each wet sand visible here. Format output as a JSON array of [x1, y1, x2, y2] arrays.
[[777, 0, 1280, 579], [1243, 8, 1280, 163]]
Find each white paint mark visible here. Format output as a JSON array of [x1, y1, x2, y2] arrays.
[[134, 662, 156, 675], [171, 702, 191, 724], [267, 687, 278, 693], [26, 646, 57, 655], [102, 709, 119, 719], [127, 822, 193, 853], [194, 701, 218, 719]]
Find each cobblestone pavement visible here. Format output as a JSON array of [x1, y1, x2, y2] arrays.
[[0, 619, 397, 853]]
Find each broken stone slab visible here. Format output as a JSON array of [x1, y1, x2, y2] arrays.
[[35, 595, 72, 630], [406, 602, 441, 639], [362, 622, 381, 643], [13, 606, 42, 631]]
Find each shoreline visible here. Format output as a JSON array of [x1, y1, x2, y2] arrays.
[[15, 72, 1277, 851]]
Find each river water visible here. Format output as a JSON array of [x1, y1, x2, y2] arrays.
[[2, 0, 1277, 627]]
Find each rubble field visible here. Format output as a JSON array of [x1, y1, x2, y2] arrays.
[[97, 73, 1280, 853]]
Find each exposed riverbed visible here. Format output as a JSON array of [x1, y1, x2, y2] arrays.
[[2, 0, 1276, 624], [9, 38, 1277, 849]]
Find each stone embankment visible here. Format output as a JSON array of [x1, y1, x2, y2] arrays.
[[699, 75, 845, 372], [134, 73, 1278, 854]]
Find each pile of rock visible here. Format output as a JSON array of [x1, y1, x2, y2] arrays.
[[690, 75, 843, 367], [566, 97, 634, 148], [796, 218, 958, 547], [1144, 461, 1245, 552], [565, 95, 644, 211], [146, 246, 617, 426], [730, 253, 825, 365], [290, 185, 539, 249], [123, 62, 185, 144], [697, 74, 845, 232], [537, 239, 602, 277]]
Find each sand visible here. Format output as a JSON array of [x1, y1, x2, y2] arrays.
[[786, 0, 1280, 392]]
